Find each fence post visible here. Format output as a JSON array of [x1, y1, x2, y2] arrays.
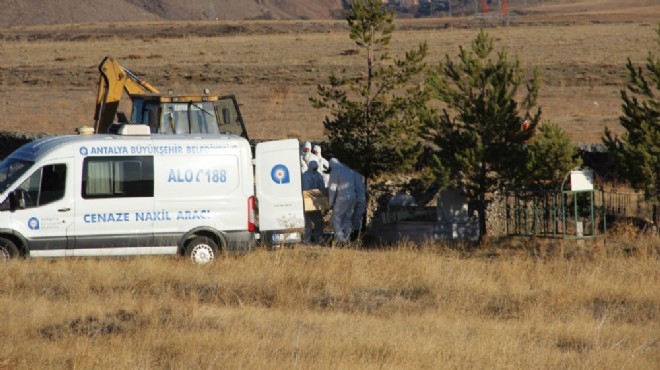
[[599, 189, 603, 233]]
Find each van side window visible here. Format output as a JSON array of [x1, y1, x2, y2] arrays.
[[15, 163, 67, 208], [16, 169, 41, 208], [82, 156, 154, 199], [39, 164, 66, 205]]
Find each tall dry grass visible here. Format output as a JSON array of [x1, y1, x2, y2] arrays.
[[1, 235, 658, 369]]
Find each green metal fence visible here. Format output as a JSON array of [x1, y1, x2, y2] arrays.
[[504, 188, 606, 239]]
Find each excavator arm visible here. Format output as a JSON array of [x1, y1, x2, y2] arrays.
[[92, 56, 249, 140], [93, 56, 160, 134]]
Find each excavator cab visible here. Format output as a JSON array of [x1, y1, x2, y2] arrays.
[[213, 95, 248, 138], [129, 93, 248, 138], [94, 56, 249, 140]]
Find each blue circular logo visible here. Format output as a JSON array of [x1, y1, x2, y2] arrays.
[[79, 146, 88, 156], [28, 217, 40, 230], [270, 164, 290, 184]]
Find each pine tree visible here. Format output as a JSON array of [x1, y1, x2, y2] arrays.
[[423, 29, 541, 240], [523, 123, 582, 190], [603, 25, 659, 223], [603, 26, 659, 199], [310, 0, 429, 196]]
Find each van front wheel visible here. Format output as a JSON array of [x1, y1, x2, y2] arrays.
[[185, 236, 218, 265], [0, 237, 19, 261]]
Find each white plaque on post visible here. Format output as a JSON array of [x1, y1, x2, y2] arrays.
[[570, 170, 594, 191]]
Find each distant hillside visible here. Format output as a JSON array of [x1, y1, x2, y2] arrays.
[[0, 0, 343, 27], [0, 0, 657, 28]]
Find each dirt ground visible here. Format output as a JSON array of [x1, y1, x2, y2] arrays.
[[0, 1, 658, 144]]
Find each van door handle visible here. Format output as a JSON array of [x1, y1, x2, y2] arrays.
[[58, 208, 71, 212]]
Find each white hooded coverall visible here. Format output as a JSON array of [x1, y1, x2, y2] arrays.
[[352, 170, 366, 233], [312, 145, 330, 188], [328, 158, 356, 243], [300, 141, 313, 172]]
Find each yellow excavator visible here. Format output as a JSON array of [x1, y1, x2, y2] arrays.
[[93, 56, 249, 140]]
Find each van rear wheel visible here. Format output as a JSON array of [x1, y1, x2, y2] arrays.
[[185, 236, 218, 265], [0, 237, 19, 261]]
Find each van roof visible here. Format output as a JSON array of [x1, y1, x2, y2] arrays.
[[9, 133, 249, 162]]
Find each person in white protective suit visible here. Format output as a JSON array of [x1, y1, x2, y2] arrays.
[[300, 141, 317, 173], [302, 141, 312, 155], [300, 157, 308, 173], [301, 160, 326, 244], [312, 144, 330, 187], [327, 158, 356, 244], [351, 169, 366, 241], [301, 141, 312, 163]]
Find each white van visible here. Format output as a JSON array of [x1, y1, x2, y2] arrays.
[[0, 125, 304, 264]]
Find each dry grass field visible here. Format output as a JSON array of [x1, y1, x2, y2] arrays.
[[1, 2, 659, 369], [0, 237, 658, 369]]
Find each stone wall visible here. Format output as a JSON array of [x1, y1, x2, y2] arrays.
[[486, 192, 508, 237], [0, 131, 48, 159]]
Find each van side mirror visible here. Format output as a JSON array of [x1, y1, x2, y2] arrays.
[[8, 190, 18, 211], [9, 189, 27, 211]]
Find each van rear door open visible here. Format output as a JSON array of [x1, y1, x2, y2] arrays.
[[254, 139, 304, 244]]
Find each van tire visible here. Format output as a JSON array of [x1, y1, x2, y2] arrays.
[[185, 236, 218, 265], [0, 237, 19, 261]]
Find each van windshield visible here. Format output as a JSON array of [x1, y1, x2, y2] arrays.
[[0, 158, 33, 194]]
